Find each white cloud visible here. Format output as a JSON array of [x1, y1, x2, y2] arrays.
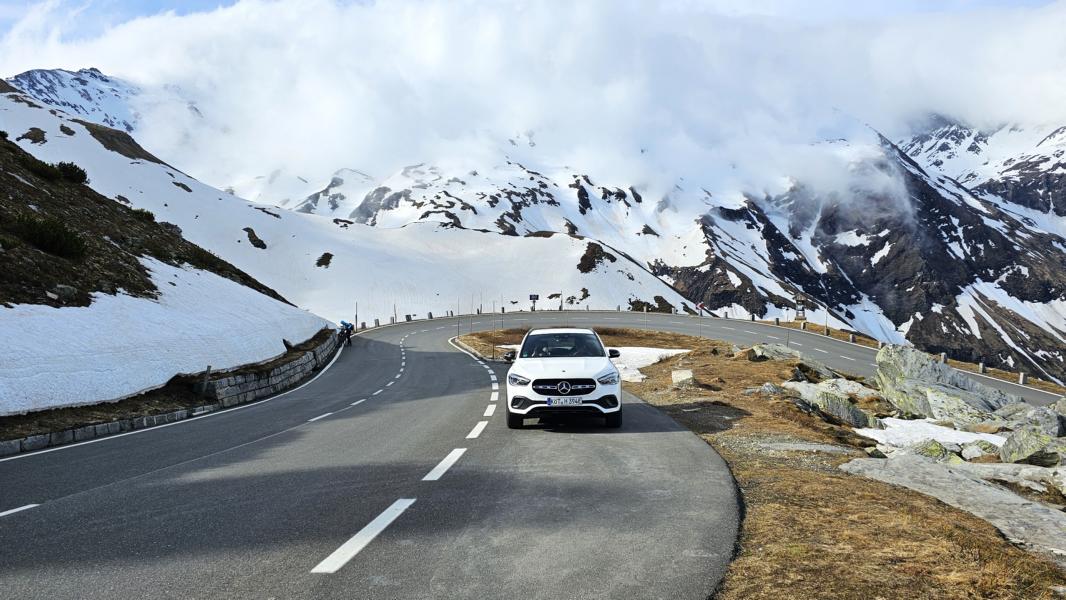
[[1, 0, 1063, 198]]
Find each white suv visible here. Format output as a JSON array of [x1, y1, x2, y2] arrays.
[[504, 328, 622, 429]]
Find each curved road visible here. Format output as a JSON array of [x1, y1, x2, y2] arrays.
[[0, 311, 1057, 599], [0, 312, 745, 600]]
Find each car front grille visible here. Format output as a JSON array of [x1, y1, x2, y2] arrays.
[[531, 378, 597, 396]]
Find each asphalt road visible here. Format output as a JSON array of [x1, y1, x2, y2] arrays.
[[0, 312, 744, 599]]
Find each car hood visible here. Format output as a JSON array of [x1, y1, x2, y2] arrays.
[[510, 357, 615, 378]]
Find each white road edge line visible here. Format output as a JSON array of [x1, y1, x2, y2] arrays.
[[484, 405, 496, 417], [308, 412, 333, 423], [466, 421, 489, 439], [0, 338, 350, 463], [351, 399, 366, 406], [0, 504, 39, 518], [372, 390, 383, 396], [311, 498, 416, 574], [422, 448, 467, 481]]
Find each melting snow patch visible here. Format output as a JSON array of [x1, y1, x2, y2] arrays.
[[856, 418, 1005, 449]]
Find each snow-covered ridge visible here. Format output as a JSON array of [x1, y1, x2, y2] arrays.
[[5, 69, 1066, 383], [0, 259, 327, 416]]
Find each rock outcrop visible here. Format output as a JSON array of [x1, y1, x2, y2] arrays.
[[875, 345, 1017, 426]]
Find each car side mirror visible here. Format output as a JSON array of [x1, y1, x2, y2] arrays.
[[608, 349, 620, 358], [504, 351, 516, 363]]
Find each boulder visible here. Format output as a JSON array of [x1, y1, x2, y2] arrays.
[[961, 440, 1000, 461], [1053, 397, 1066, 418], [1004, 406, 1064, 437], [781, 380, 873, 428], [999, 426, 1061, 466], [875, 345, 1017, 426], [812, 390, 870, 428], [911, 438, 956, 462], [671, 369, 694, 386]]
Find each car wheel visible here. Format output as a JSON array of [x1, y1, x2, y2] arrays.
[[507, 412, 524, 429], [605, 411, 622, 429]]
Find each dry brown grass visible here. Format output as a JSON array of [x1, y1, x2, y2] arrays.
[[460, 327, 1066, 599]]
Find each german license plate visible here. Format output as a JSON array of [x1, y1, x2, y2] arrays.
[[546, 397, 582, 406]]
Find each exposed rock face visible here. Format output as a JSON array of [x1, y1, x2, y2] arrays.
[[875, 345, 1017, 425], [781, 380, 874, 428], [999, 427, 1060, 467], [841, 455, 1066, 564], [961, 440, 1000, 461]]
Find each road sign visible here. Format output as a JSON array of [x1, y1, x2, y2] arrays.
[[529, 294, 539, 301]]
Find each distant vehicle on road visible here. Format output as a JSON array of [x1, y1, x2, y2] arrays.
[[503, 328, 622, 429]]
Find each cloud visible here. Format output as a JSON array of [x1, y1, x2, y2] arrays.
[[1, 0, 1064, 200]]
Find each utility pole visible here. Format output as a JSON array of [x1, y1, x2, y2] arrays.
[[393, 302, 397, 324], [355, 301, 358, 330], [456, 296, 460, 338]]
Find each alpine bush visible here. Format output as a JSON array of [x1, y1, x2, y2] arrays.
[[12, 214, 87, 259], [56, 161, 89, 184]]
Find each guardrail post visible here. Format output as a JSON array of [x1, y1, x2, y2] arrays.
[[428, 312, 433, 319], [824, 326, 830, 336], [374, 318, 380, 327], [800, 322, 806, 330], [501, 307, 506, 313], [750, 315, 755, 321], [774, 317, 780, 326], [199, 366, 212, 397], [1018, 372, 1028, 385], [849, 333, 855, 343], [939, 352, 946, 364], [617, 305, 620, 311], [724, 311, 729, 319], [978, 361, 986, 374], [405, 315, 412, 322]]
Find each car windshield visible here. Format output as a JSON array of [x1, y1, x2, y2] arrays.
[[519, 333, 605, 358]]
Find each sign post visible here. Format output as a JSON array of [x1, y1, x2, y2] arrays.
[[530, 293, 539, 312]]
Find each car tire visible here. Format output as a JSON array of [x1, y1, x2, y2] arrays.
[[507, 412, 524, 429], [605, 411, 622, 429]]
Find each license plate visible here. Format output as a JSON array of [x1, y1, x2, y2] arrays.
[[546, 397, 583, 406]]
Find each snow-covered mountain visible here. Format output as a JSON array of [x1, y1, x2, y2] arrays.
[[6, 69, 1066, 383], [0, 76, 691, 328], [901, 116, 1066, 233]]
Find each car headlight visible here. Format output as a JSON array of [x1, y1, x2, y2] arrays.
[[508, 373, 530, 386], [597, 372, 620, 385]]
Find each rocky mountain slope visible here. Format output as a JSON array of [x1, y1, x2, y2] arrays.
[[901, 116, 1066, 233], [0, 76, 691, 327], [0, 85, 327, 413], [6, 69, 1066, 383]]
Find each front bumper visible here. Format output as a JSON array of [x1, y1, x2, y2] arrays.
[[506, 386, 622, 416]]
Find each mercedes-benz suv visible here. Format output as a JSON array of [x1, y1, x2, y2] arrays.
[[504, 328, 622, 429]]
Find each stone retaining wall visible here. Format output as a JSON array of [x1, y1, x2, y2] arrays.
[[0, 329, 340, 457], [203, 331, 338, 406]]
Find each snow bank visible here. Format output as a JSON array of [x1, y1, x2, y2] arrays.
[[610, 347, 690, 382], [501, 344, 689, 382], [855, 418, 1006, 449], [0, 259, 328, 415]]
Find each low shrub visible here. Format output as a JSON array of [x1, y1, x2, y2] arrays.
[[12, 214, 86, 259], [0, 130, 8, 139], [18, 153, 62, 181], [56, 161, 88, 184], [131, 208, 156, 222]]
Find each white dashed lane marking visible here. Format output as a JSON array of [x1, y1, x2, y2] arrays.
[[466, 421, 489, 439], [422, 448, 467, 481], [372, 390, 383, 396], [308, 412, 333, 423], [0, 504, 39, 518], [311, 499, 416, 574], [490, 391, 499, 402], [484, 405, 496, 417]]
